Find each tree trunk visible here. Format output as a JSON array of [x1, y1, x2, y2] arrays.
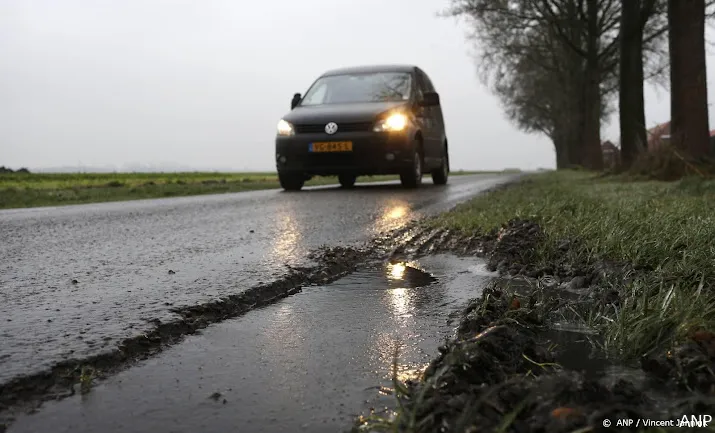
[[565, 111, 584, 168], [668, 0, 710, 158], [553, 136, 570, 169], [619, 0, 648, 168], [581, 0, 604, 170], [582, 66, 603, 169], [551, 121, 574, 170], [556, 0, 584, 169]]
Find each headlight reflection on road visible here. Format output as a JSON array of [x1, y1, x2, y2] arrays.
[[386, 206, 407, 220], [375, 202, 411, 233], [270, 210, 303, 265]]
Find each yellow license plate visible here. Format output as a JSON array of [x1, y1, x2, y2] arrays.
[[310, 141, 353, 152]]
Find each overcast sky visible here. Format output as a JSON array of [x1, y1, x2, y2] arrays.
[[2, 0, 715, 172]]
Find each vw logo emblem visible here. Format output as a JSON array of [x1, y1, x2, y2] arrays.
[[325, 122, 338, 134]]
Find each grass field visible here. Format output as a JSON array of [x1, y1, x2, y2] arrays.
[[430, 170, 715, 359], [0, 170, 496, 209]]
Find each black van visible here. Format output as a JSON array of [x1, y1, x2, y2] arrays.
[[274, 64, 449, 191]]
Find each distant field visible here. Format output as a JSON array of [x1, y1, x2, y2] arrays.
[[0, 170, 498, 209]]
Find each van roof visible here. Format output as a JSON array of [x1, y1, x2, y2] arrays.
[[321, 64, 417, 76]]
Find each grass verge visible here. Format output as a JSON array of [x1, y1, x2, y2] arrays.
[[355, 170, 715, 432], [429, 170, 715, 359], [0, 170, 492, 209]]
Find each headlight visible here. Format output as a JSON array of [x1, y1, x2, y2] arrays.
[[373, 113, 408, 132], [277, 119, 294, 136]]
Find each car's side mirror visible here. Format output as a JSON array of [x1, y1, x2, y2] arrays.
[[291, 93, 302, 109], [420, 92, 440, 107]]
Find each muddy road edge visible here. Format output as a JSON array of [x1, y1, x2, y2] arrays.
[[353, 222, 715, 432], [0, 177, 524, 427]]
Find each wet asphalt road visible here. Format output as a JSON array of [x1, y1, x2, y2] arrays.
[[0, 174, 511, 387], [8, 254, 499, 433]]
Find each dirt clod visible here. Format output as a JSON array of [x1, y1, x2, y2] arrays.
[[483, 219, 543, 275], [550, 406, 579, 419], [642, 339, 715, 393]]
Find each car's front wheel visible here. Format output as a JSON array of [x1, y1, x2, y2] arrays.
[[400, 151, 423, 189], [278, 172, 304, 191], [338, 174, 357, 188], [432, 152, 449, 185]]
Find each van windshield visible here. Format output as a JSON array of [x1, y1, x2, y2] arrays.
[[300, 72, 412, 106]]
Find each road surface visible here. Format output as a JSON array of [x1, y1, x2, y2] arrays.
[[0, 174, 514, 431]]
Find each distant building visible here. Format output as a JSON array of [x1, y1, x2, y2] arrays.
[[601, 140, 620, 169], [647, 121, 671, 151], [648, 121, 715, 155]]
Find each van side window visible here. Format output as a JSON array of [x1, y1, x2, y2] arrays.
[[413, 73, 424, 100], [415, 71, 429, 100]]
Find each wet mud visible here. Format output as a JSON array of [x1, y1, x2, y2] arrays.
[[355, 219, 715, 433], [393, 288, 704, 432]]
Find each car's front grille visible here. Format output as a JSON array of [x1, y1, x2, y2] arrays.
[[294, 122, 373, 134]]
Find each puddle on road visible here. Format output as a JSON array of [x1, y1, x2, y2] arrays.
[[8, 254, 497, 433]]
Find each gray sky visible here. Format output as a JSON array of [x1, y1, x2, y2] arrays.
[[2, 1, 714, 172]]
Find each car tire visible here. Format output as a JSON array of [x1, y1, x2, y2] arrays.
[[432, 152, 449, 185], [278, 172, 304, 191], [338, 174, 357, 188], [400, 150, 423, 189]]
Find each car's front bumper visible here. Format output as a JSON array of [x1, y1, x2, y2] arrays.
[[275, 131, 414, 176]]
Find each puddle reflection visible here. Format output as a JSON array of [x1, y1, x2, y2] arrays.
[[388, 262, 406, 280], [6, 255, 498, 433], [377, 361, 428, 395], [383, 262, 438, 320], [385, 261, 437, 289], [387, 288, 411, 318], [393, 362, 429, 383]]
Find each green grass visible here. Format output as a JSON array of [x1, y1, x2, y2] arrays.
[[357, 170, 715, 431], [0, 170, 491, 209], [429, 170, 715, 359]]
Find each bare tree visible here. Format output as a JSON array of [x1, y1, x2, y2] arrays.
[[493, 28, 614, 168], [447, 0, 626, 169], [445, 0, 682, 171]]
